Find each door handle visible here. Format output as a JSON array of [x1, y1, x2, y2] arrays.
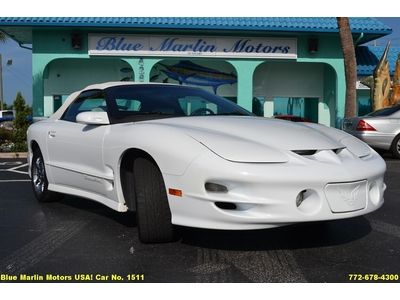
[[48, 131, 56, 138]]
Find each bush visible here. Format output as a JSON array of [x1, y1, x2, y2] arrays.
[[0, 127, 14, 152], [0, 127, 13, 142], [11, 92, 31, 152]]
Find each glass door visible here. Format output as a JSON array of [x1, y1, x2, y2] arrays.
[[273, 97, 319, 123]]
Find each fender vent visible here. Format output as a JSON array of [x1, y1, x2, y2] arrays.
[[292, 149, 317, 156], [292, 148, 345, 156], [333, 148, 345, 154]]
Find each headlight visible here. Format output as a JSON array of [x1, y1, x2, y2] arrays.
[[339, 136, 371, 158]]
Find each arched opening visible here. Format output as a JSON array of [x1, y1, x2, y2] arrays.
[[42, 58, 133, 116], [252, 61, 336, 126], [149, 59, 237, 102]]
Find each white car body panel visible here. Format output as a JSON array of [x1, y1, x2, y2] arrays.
[[27, 82, 386, 230]]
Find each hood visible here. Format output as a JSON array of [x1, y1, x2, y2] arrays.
[[146, 116, 345, 163]]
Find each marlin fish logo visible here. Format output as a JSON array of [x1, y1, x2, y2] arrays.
[[157, 60, 237, 94], [339, 185, 361, 207]]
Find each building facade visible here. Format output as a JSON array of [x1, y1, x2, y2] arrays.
[[0, 17, 392, 127]]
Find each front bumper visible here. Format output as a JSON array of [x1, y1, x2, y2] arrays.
[[163, 148, 386, 230]]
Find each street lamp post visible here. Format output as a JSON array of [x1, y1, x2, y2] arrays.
[[0, 53, 3, 111]]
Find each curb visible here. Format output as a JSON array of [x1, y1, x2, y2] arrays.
[[0, 152, 28, 159]]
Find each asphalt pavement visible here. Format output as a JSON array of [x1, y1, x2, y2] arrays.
[[0, 154, 399, 283]]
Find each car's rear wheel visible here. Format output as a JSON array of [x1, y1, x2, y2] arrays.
[[390, 134, 400, 159], [133, 157, 175, 243], [31, 148, 63, 202]]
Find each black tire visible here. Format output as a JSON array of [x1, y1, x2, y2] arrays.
[[31, 148, 63, 202], [390, 134, 400, 159], [133, 157, 175, 243]]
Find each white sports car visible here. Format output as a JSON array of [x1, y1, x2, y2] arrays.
[[28, 82, 386, 243]]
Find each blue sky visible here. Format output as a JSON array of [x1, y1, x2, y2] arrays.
[[0, 17, 399, 106], [373, 17, 400, 46], [0, 38, 32, 106]]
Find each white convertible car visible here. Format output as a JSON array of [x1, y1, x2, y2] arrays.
[[28, 82, 386, 243]]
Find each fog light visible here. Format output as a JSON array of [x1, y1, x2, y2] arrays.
[[296, 190, 306, 207], [205, 182, 228, 193]]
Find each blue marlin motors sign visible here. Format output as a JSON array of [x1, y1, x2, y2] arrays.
[[88, 34, 297, 59]]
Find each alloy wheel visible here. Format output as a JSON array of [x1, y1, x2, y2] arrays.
[[397, 139, 400, 154], [32, 156, 45, 194]]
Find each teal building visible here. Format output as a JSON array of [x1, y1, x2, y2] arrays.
[[0, 17, 392, 127]]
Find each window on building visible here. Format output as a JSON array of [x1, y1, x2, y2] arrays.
[[53, 95, 62, 112], [273, 97, 319, 123], [357, 89, 373, 116], [252, 97, 265, 116]]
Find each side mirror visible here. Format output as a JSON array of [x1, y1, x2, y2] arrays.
[[76, 111, 110, 125]]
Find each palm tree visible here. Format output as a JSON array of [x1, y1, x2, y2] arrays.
[[0, 31, 6, 43], [0, 31, 6, 110], [337, 17, 357, 118]]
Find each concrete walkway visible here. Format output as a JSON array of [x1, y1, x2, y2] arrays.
[[0, 152, 28, 159]]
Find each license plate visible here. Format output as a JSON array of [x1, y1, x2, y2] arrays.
[[325, 180, 367, 213]]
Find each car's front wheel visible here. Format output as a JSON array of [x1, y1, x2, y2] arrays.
[[391, 134, 400, 159], [133, 157, 175, 243], [31, 148, 63, 202]]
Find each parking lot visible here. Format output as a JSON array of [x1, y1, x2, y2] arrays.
[[0, 154, 399, 283]]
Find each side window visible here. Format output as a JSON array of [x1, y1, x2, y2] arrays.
[[61, 91, 107, 122]]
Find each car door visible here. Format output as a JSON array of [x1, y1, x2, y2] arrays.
[[46, 90, 113, 197]]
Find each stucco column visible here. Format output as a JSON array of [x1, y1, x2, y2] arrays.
[[123, 58, 162, 82], [333, 62, 345, 127], [32, 54, 52, 117], [319, 60, 345, 127], [227, 60, 263, 112]]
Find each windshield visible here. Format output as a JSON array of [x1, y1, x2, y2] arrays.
[[366, 105, 400, 117], [105, 84, 252, 123]]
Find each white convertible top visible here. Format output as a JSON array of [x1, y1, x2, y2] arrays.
[[50, 81, 178, 120]]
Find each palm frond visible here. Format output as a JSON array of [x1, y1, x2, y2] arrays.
[[0, 32, 7, 43]]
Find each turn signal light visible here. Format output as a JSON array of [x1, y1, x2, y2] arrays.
[[168, 188, 182, 197], [356, 120, 376, 131]]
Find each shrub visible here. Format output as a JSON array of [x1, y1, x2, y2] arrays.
[[0, 127, 13, 142], [11, 92, 32, 152]]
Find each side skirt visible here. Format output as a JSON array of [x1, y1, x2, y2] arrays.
[[48, 183, 129, 212]]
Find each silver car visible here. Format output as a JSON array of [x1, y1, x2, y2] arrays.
[[342, 104, 400, 158]]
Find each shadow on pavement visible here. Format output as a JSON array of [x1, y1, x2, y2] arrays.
[[41, 194, 372, 251], [178, 216, 372, 251], [40, 195, 137, 228]]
